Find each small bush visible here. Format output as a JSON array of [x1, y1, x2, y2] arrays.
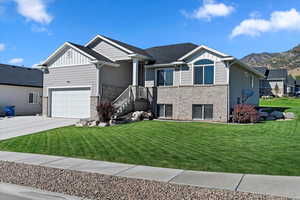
[[233, 104, 259, 123], [96, 101, 114, 123]]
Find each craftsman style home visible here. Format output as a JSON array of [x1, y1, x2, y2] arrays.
[[40, 35, 263, 122]]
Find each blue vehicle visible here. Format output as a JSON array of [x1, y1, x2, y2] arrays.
[[4, 106, 15, 117]]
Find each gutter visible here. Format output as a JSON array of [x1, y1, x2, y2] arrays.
[[90, 60, 120, 67], [145, 61, 186, 68]]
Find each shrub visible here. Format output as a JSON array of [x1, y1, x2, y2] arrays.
[[96, 101, 114, 123], [233, 104, 259, 123]]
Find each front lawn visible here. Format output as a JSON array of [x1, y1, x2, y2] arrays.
[[0, 98, 299, 176]]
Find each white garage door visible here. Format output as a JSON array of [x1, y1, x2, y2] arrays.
[[51, 89, 91, 118]]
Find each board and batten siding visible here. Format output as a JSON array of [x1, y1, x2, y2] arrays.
[[48, 47, 90, 68], [89, 39, 129, 61], [43, 64, 98, 97]]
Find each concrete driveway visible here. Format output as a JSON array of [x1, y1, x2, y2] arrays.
[[0, 116, 78, 141]]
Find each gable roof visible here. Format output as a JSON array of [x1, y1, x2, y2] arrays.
[[253, 67, 269, 76], [68, 42, 113, 63], [0, 64, 43, 87], [267, 69, 288, 80], [42, 42, 113, 66], [145, 43, 198, 64], [86, 35, 152, 58], [178, 45, 230, 61]]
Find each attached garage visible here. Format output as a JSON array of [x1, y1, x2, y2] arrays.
[[50, 88, 91, 119]]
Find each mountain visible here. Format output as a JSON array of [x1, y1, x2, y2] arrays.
[[241, 44, 300, 77]]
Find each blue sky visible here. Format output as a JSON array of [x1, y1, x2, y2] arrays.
[[1, 0, 300, 67]]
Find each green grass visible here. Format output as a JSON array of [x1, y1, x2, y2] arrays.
[[0, 98, 300, 176]]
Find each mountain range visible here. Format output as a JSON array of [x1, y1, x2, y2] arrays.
[[241, 44, 300, 77]]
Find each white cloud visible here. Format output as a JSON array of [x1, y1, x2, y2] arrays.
[[0, 43, 5, 51], [14, 0, 53, 24], [231, 9, 300, 38], [182, 0, 234, 21], [9, 57, 24, 65]]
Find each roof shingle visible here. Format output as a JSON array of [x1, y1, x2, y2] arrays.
[[0, 64, 43, 87], [145, 43, 198, 64]]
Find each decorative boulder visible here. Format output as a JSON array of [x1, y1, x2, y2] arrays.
[[88, 120, 97, 127], [259, 111, 269, 118], [131, 111, 145, 121], [284, 112, 296, 119], [98, 122, 109, 127], [270, 111, 284, 119]]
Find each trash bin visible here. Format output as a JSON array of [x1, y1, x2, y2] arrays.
[[4, 106, 15, 117]]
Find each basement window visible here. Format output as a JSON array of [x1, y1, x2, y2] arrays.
[[192, 104, 213, 120], [157, 104, 173, 118]]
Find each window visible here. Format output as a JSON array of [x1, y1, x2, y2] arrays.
[[194, 59, 214, 85], [192, 104, 213, 120], [157, 104, 173, 118], [29, 92, 38, 104], [157, 69, 174, 86]]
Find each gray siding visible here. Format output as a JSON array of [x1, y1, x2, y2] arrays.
[[0, 85, 42, 116], [43, 64, 98, 97], [215, 61, 228, 84], [180, 64, 193, 85], [48, 47, 90, 68], [145, 68, 155, 87], [229, 64, 260, 108], [89, 39, 129, 61], [144, 49, 228, 86], [101, 61, 132, 87]]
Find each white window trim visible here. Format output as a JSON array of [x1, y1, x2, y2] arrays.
[[157, 104, 173, 118], [250, 75, 254, 89], [192, 60, 215, 85], [155, 67, 175, 87], [192, 104, 213, 120], [28, 92, 39, 104]]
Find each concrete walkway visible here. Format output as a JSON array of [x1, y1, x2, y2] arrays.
[[0, 116, 78, 140], [0, 151, 299, 199], [0, 182, 84, 200]]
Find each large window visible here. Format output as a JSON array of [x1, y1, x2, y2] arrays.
[[192, 104, 213, 120], [157, 69, 174, 86], [157, 104, 173, 118], [194, 59, 214, 85]]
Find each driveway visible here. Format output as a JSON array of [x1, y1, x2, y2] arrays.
[[0, 116, 78, 141]]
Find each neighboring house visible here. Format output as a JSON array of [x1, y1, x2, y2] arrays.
[[0, 64, 43, 116], [254, 67, 295, 97], [40, 35, 263, 122]]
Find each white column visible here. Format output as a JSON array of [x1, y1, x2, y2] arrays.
[[132, 58, 139, 86]]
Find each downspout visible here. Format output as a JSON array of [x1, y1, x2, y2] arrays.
[[96, 63, 105, 102], [226, 59, 238, 122]]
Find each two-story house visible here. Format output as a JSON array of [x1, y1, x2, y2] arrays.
[[40, 35, 263, 122]]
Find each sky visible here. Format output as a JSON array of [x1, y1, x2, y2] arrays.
[[1, 0, 300, 67]]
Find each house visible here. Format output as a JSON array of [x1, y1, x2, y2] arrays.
[[0, 64, 43, 116], [254, 67, 295, 97], [40, 35, 263, 122]]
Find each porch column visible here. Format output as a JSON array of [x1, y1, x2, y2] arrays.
[[132, 58, 139, 86]]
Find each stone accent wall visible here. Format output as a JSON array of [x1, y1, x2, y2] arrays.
[[42, 97, 48, 117], [101, 84, 127, 102], [90, 96, 99, 120], [154, 85, 229, 122]]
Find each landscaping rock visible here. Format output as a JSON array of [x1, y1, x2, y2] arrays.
[[131, 111, 145, 121], [88, 120, 97, 127], [98, 122, 109, 127], [284, 112, 296, 119], [270, 111, 284, 119]]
